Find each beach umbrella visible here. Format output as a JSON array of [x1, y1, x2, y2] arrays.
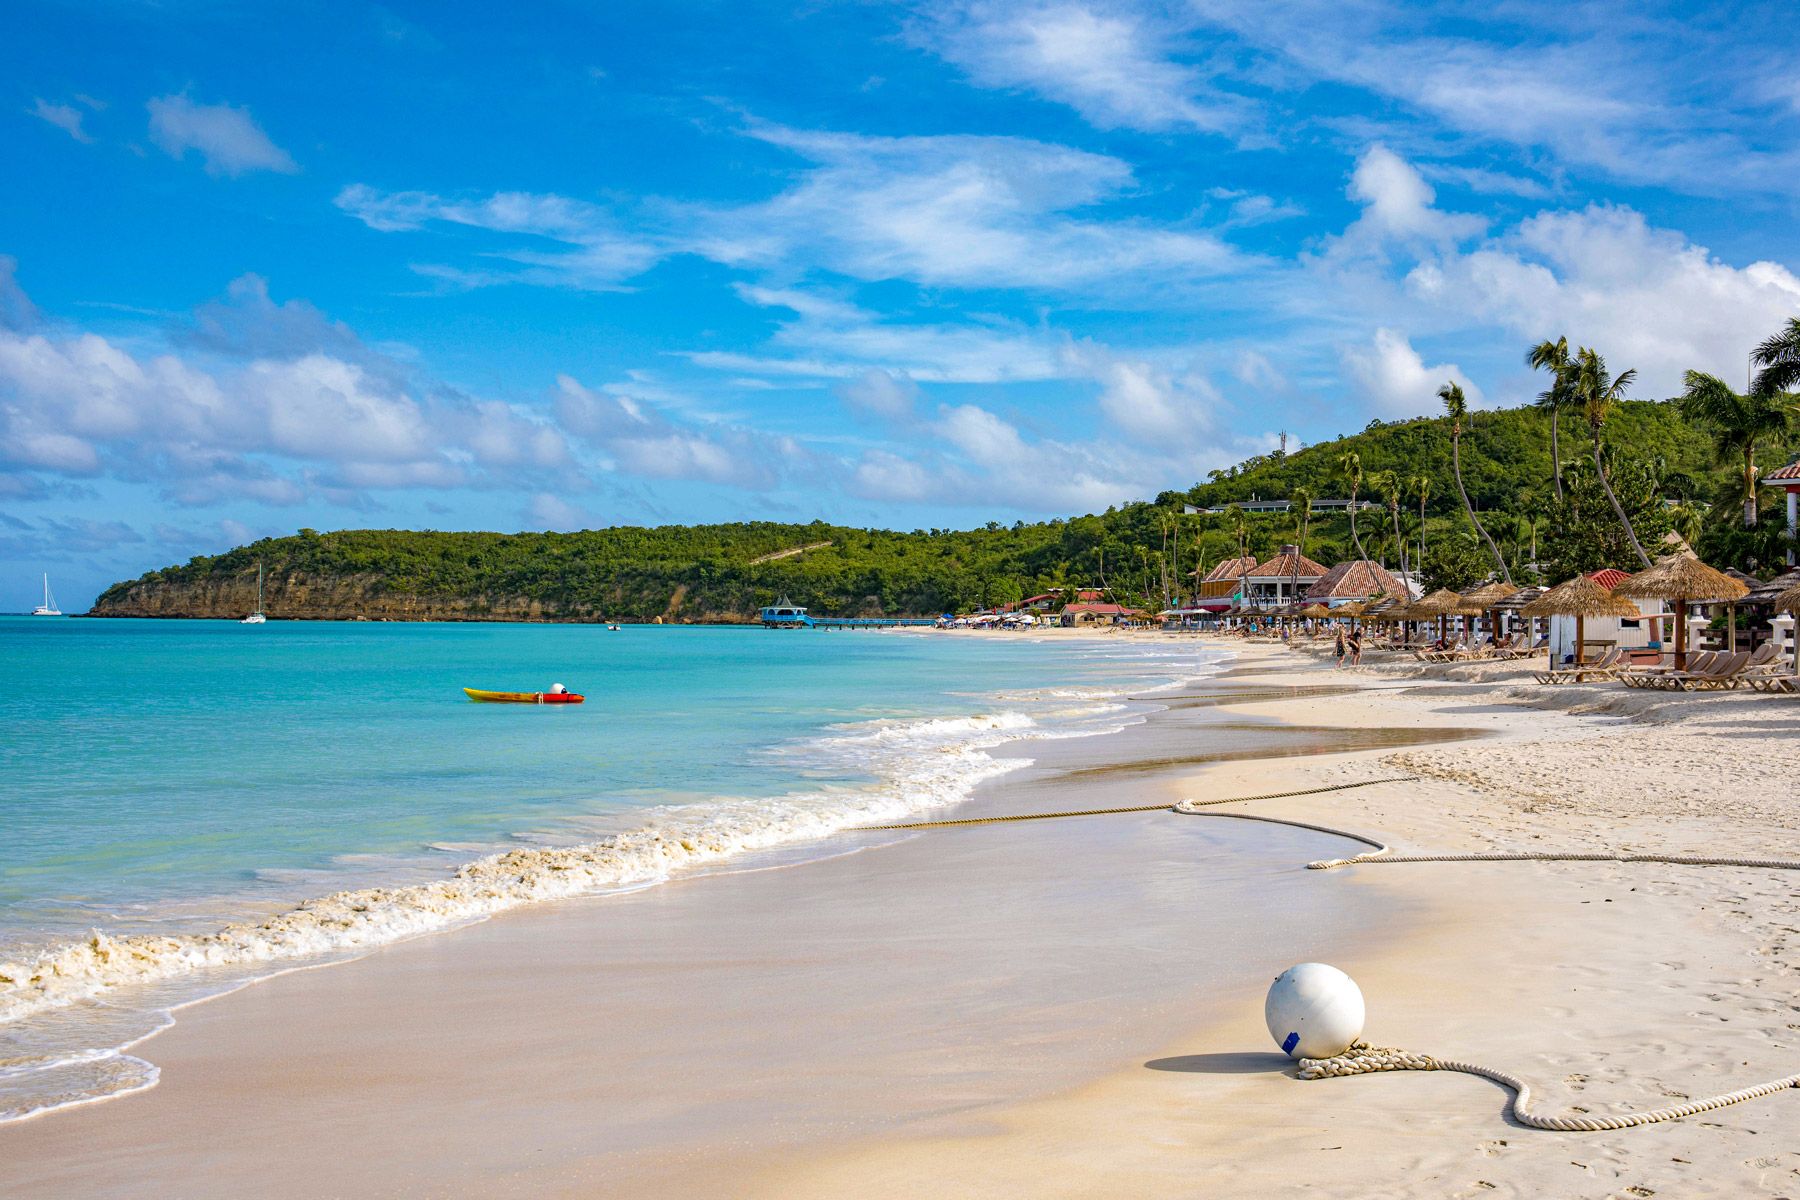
[[1612, 552, 1749, 670], [1774, 582, 1800, 673], [1410, 587, 1464, 642], [1299, 602, 1332, 619], [1458, 581, 1519, 641], [1521, 575, 1640, 667]]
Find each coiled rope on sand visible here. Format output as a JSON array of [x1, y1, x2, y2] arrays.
[[1296, 1043, 1800, 1132], [1168, 792, 1800, 1129]]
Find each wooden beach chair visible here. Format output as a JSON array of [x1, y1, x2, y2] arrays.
[[1531, 646, 1622, 685], [1747, 672, 1800, 694], [1619, 650, 1700, 689], [1647, 650, 1750, 691]]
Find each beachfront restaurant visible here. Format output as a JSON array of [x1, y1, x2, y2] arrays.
[[1240, 545, 1329, 608]]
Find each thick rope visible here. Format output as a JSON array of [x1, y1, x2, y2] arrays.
[[858, 776, 1418, 831], [1298, 1042, 1800, 1132], [1167, 799, 1800, 1129]]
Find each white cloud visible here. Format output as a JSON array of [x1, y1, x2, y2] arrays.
[[1341, 328, 1481, 418], [921, 1, 1251, 135], [553, 375, 797, 490], [147, 94, 297, 176], [29, 98, 93, 143], [340, 123, 1247, 297], [837, 368, 919, 420], [1341, 144, 1485, 246], [0, 274, 574, 501], [527, 492, 590, 531], [1405, 204, 1800, 396], [335, 186, 660, 290]]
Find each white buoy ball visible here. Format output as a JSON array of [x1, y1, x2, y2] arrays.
[[1265, 962, 1365, 1060]]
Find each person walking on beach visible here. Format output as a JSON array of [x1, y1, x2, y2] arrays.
[[1348, 629, 1363, 666], [1334, 628, 1347, 668]]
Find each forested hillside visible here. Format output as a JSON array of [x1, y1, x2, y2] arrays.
[[90, 397, 1799, 621]]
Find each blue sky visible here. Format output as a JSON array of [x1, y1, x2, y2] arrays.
[[6, 1, 1800, 607]]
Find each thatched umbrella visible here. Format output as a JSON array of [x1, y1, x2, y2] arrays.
[[1612, 552, 1749, 670], [1458, 581, 1518, 642], [1410, 587, 1464, 643], [1521, 575, 1640, 666], [1774, 582, 1800, 673], [1299, 602, 1332, 619]]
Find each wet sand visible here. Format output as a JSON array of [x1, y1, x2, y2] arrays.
[[4, 683, 1463, 1197]]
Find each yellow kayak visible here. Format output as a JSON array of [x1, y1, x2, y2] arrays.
[[463, 688, 585, 704]]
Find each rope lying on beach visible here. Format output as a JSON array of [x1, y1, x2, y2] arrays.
[[856, 776, 1419, 831], [1165, 804, 1800, 1129], [1296, 1042, 1800, 1132]]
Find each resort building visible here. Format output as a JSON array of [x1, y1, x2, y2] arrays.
[[1762, 458, 1800, 564], [1193, 556, 1256, 603], [1240, 545, 1329, 607], [1060, 601, 1142, 626], [1303, 560, 1410, 608], [1546, 569, 1666, 661]]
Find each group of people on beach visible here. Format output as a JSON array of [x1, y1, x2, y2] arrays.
[[1333, 627, 1363, 667]]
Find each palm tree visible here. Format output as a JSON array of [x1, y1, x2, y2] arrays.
[[1437, 382, 1512, 583], [1225, 504, 1251, 612], [1752, 316, 1800, 396], [1288, 486, 1314, 603], [1569, 347, 1652, 568], [1338, 451, 1369, 561], [1370, 470, 1409, 584], [1527, 337, 1572, 502], [1677, 370, 1798, 527], [1411, 474, 1431, 582]]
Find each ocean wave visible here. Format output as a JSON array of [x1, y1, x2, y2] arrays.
[[0, 710, 1045, 1032]]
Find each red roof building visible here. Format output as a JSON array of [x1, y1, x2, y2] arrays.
[[1242, 545, 1329, 606], [1305, 560, 1410, 604], [1194, 555, 1256, 599]]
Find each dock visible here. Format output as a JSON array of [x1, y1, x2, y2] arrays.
[[758, 597, 938, 629]]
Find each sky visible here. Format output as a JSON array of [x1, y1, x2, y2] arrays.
[[6, 1, 1800, 608]]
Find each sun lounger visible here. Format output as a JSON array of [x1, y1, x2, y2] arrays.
[[1532, 646, 1623, 685], [1646, 650, 1751, 691], [1747, 673, 1799, 694], [1619, 650, 1700, 688]]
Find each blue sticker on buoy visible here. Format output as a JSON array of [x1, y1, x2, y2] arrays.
[[1282, 1031, 1299, 1054]]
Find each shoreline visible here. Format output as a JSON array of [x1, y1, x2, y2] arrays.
[[7, 636, 1796, 1196], [0, 626, 1199, 1126]]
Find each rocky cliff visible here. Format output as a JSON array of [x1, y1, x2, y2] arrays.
[[87, 571, 741, 623]]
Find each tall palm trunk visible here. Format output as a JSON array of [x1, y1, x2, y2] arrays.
[[1347, 486, 1367, 561], [1591, 431, 1653, 567], [1744, 444, 1759, 527], [1416, 494, 1427, 580], [1549, 412, 1562, 502], [1388, 498, 1409, 583], [1452, 431, 1511, 583]]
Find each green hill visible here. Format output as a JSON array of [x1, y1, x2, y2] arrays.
[[89, 398, 1795, 621]]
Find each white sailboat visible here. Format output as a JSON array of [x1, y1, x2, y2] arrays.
[[31, 573, 61, 616], [240, 562, 267, 624]]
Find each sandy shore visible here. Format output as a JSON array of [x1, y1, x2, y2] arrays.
[[6, 635, 1798, 1197]]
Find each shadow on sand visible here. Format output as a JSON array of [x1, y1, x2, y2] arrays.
[[1144, 1050, 1290, 1075]]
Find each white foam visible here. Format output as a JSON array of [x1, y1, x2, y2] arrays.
[[0, 711, 1045, 1031]]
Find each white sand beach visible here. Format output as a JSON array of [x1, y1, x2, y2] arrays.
[[5, 635, 1797, 1198]]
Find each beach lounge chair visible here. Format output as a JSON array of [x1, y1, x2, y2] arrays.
[[1646, 650, 1750, 691], [1748, 672, 1800, 694], [1531, 646, 1622, 685], [1619, 650, 1701, 688]]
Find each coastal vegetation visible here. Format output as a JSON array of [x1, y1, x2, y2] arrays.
[[93, 331, 1800, 620]]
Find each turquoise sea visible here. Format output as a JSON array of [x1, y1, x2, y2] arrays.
[[0, 616, 1215, 1120]]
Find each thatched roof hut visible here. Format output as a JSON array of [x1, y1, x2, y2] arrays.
[[1299, 602, 1332, 619], [1612, 551, 1749, 666], [1411, 588, 1465, 614], [1521, 575, 1640, 665]]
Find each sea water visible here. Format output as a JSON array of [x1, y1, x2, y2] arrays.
[[0, 616, 1217, 1121]]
